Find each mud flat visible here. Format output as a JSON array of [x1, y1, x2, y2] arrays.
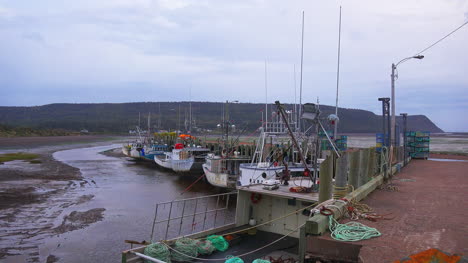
[[0, 136, 125, 262]]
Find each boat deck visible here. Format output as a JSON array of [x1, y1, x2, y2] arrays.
[[238, 179, 319, 202]]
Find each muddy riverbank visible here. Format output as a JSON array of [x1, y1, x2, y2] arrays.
[[0, 137, 128, 262], [0, 138, 218, 263]]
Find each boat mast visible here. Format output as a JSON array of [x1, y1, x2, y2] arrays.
[[334, 6, 342, 138], [298, 11, 305, 132], [294, 64, 297, 131], [264, 60, 268, 130], [189, 87, 192, 133], [147, 112, 151, 140], [177, 103, 181, 133]]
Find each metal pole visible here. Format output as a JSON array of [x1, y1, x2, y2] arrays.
[[294, 64, 297, 131], [390, 63, 396, 166], [213, 196, 220, 228], [299, 11, 305, 132], [334, 6, 342, 138], [133, 251, 168, 263], [191, 199, 199, 233], [178, 200, 187, 236], [189, 88, 192, 133], [265, 60, 268, 130], [150, 204, 159, 242], [164, 202, 173, 240], [381, 100, 386, 143]]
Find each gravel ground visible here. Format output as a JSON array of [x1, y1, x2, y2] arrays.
[[321, 154, 468, 262]]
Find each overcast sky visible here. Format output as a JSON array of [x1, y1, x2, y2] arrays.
[[0, 0, 467, 131]]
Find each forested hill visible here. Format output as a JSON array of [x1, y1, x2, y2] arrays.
[[0, 102, 443, 134]]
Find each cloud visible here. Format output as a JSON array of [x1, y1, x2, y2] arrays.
[[0, 0, 467, 131]]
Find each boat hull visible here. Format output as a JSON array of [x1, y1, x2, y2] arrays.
[[154, 155, 173, 169], [239, 163, 283, 186], [202, 164, 229, 188]]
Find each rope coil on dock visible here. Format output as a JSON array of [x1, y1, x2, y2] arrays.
[[328, 216, 381, 242]]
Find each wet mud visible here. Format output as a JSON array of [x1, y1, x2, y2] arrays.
[[0, 139, 218, 263], [54, 208, 106, 233], [0, 138, 125, 262]]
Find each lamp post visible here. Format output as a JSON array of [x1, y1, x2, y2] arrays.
[[390, 55, 424, 149]]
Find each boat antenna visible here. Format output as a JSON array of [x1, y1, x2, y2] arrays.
[[177, 103, 181, 133], [294, 64, 297, 131], [189, 87, 192, 133], [264, 59, 268, 129], [298, 10, 305, 132], [147, 112, 151, 139], [334, 6, 342, 138]]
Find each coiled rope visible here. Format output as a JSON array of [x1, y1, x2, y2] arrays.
[[328, 216, 381, 242], [171, 238, 198, 262], [225, 256, 244, 263], [144, 242, 171, 263]]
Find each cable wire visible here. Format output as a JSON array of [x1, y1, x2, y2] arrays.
[[416, 20, 468, 55]]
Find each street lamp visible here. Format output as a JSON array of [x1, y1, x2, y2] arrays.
[[390, 55, 424, 149]]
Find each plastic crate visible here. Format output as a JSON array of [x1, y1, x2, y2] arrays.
[[415, 131, 430, 137], [410, 152, 429, 159]]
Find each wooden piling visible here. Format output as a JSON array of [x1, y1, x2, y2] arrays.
[[348, 151, 360, 190], [367, 148, 376, 178], [358, 149, 370, 187], [319, 155, 334, 203], [335, 152, 348, 188]]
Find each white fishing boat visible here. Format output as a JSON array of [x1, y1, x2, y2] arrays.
[[154, 142, 210, 173], [203, 153, 251, 188], [202, 101, 252, 188], [238, 108, 314, 187]]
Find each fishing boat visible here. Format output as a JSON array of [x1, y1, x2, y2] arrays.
[[202, 100, 252, 188], [154, 137, 210, 173], [203, 153, 251, 188], [238, 108, 315, 187]]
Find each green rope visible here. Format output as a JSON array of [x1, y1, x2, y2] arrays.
[[328, 216, 381, 242], [144, 243, 171, 263], [172, 238, 198, 262], [252, 259, 271, 263], [206, 235, 229, 252], [225, 256, 244, 263], [196, 240, 215, 255]]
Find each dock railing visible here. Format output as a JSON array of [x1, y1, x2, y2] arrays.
[[149, 191, 237, 242]]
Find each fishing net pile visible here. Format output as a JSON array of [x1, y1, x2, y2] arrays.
[[172, 238, 199, 262], [144, 243, 171, 263], [206, 235, 229, 252]]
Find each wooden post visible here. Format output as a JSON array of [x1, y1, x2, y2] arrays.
[[358, 149, 369, 187], [335, 152, 348, 188], [319, 155, 333, 203], [367, 148, 376, 179], [348, 150, 360, 190], [298, 225, 306, 263]]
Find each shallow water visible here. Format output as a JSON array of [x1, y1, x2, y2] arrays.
[[7, 144, 218, 263]]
